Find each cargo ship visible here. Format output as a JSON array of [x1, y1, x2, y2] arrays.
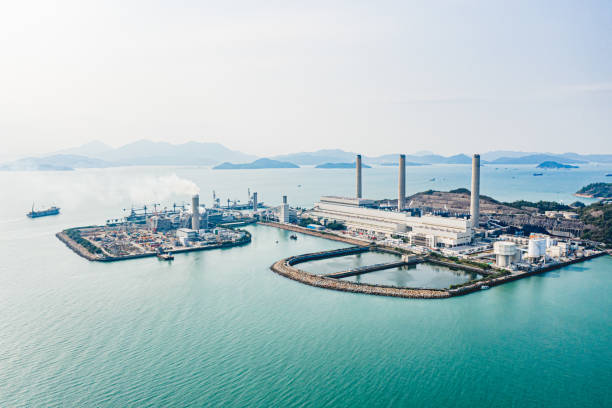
[[27, 205, 60, 218]]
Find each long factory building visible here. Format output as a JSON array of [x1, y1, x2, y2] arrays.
[[307, 154, 480, 248]]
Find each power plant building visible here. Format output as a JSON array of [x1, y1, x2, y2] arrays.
[[310, 197, 473, 247]]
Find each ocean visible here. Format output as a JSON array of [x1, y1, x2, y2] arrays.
[[0, 164, 611, 407]]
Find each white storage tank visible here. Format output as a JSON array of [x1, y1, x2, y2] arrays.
[[528, 238, 547, 258], [494, 241, 518, 267]]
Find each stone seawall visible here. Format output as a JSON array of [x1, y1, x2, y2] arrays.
[[56, 232, 101, 261], [270, 250, 450, 299], [268, 232, 609, 299]]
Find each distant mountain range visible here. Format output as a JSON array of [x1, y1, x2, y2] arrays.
[[379, 162, 428, 166], [489, 154, 586, 165], [0, 154, 114, 171], [68, 140, 257, 165], [272, 150, 473, 165], [3, 140, 612, 171], [315, 162, 372, 169], [213, 158, 299, 170]]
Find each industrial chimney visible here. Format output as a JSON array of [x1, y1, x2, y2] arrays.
[[279, 195, 289, 223], [356, 154, 362, 199], [252, 192, 258, 211], [191, 194, 200, 231], [398, 154, 406, 211], [470, 154, 480, 228]]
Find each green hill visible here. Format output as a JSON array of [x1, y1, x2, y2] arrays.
[[576, 183, 612, 199]]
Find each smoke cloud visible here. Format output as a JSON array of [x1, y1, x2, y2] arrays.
[[20, 172, 200, 211]]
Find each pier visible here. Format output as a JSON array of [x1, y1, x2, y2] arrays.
[[323, 258, 421, 279], [287, 246, 370, 265]]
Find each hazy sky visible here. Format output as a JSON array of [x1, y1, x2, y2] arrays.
[[2, 0, 611, 158]]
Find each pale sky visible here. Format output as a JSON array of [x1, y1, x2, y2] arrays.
[[1, 0, 611, 158]]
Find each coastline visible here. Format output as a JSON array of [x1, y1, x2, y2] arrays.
[[263, 222, 608, 299]]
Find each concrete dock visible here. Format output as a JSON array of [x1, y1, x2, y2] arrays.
[[323, 258, 421, 279]]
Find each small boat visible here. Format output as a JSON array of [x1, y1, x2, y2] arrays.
[[275, 240, 279, 244], [157, 251, 174, 261], [480, 285, 490, 290], [533, 173, 543, 176], [289, 234, 298, 240]]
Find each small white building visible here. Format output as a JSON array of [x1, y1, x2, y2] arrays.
[[176, 228, 198, 240]]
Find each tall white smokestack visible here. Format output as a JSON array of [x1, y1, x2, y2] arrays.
[[192, 194, 200, 231], [470, 154, 480, 229], [398, 154, 406, 211], [356, 154, 362, 198]]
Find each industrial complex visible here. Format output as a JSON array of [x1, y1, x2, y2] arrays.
[[57, 194, 253, 261], [257, 153, 603, 280], [56, 151, 605, 298]]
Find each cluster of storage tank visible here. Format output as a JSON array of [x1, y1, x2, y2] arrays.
[[494, 234, 575, 268]]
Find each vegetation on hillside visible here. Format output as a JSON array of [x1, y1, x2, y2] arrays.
[[503, 200, 572, 212], [578, 202, 612, 246], [449, 188, 470, 194], [576, 182, 612, 199]]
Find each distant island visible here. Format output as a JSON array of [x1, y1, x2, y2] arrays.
[[536, 161, 579, 169], [213, 158, 299, 170], [575, 183, 612, 199], [492, 154, 585, 165], [379, 162, 428, 166], [315, 162, 372, 169]]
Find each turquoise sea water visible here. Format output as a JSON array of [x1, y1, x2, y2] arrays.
[[341, 262, 482, 289], [1, 165, 611, 407], [297, 251, 401, 275]]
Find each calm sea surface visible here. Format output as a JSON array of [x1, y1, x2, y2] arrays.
[[0, 165, 611, 407]]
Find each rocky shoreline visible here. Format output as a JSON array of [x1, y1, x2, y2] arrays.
[[271, 257, 450, 299]]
